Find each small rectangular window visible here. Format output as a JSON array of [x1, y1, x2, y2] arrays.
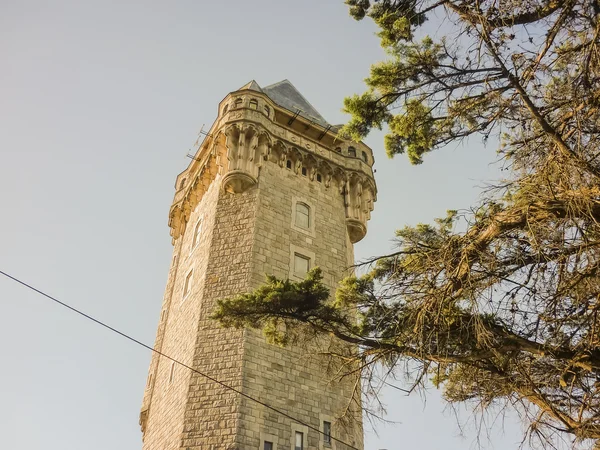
[[263, 441, 273, 450], [169, 362, 175, 383], [295, 431, 303, 450], [294, 253, 310, 276], [323, 421, 331, 444], [183, 269, 193, 298]]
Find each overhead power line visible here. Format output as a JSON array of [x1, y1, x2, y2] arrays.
[[0, 269, 359, 450]]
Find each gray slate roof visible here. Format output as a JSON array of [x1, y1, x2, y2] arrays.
[[238, 79, 329, 128]]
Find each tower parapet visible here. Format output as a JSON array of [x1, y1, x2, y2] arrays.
[[168, 80, 376, 244]]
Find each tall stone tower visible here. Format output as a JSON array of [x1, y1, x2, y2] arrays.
[[140, 80, 377, 450]]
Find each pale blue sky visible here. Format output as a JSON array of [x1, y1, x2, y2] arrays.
[[1, 1, 529, 449]]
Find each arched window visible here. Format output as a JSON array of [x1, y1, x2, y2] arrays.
[[362, 151, 368, 162], [264, 105, 270, 117], [316, 173, 322, 183], [234, 98, 243, 108], [223, 104, 229, 115], [192, 219, 202, 250], [286, 159, 292, 169], [295, 203, 310, 229], [249, 99, 258, 110], [348, 146, 357, 157], [179, 178, 186, 189], [301, 167, 307, 176]]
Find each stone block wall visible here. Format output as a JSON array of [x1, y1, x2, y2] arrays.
[[234, 163, 363, 450], [142, 177, 222, 450], [141, 163, 363, 450], [178, 181, 259, 450]]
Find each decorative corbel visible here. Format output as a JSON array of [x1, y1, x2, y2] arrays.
[[237, 132, 245, 162], [224, 126, 238, 163], [355, 181, 363, 218], [279, 150, 287, 167], [263, 141, 272, 161], [344, 179, 351, 207], [249, 133, 258, 162]]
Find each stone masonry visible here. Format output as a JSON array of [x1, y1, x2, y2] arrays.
[[140, 80, 377, 450]]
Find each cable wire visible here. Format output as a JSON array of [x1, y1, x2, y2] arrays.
[[0, 269, 359, 450]]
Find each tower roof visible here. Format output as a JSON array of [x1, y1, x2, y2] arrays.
[[236, 79, 329, 128], [262, 80, 329, 127], [238, 80, 263, 93]]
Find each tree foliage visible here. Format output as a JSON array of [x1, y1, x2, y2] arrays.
[[215, 0, 600, 446]]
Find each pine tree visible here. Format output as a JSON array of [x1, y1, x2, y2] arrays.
[[215, 1, 600, 445]]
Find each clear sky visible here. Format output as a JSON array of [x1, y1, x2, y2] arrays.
[[1, 1, 530, 449]]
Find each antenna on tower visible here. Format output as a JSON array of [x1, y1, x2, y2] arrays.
[[287, 109, 301, 126], [317, 124, 332, 141], [186, 124, 214, 161]]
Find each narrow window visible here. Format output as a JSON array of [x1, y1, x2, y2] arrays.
[[301, 167, 307, 176], [160, 309, 166, 322], [323, 421, 331, 444], [169, 362, 175, 383], [179, 178, 186, 189], [295, 431, 304, 450], [264, 105, 270, 117], [146, 373, 153, 389], [235, 98, 243, 108], [335, 147, 342, 153], [348, 146, 356, 157], [294, 253, 310, 276], [183, 269, 193, 299], [223, 104, 229, 115], [263, 442, 273, 450], [249, 99, 258, 110], [362, 151, 368, 162], [192, 219, 202, 249], [286, 159, 292, 169], [295, 203, 310, 229], [316, 173, 322, 183]]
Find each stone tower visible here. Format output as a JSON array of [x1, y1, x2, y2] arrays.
[[140, 80, 377, 450]]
